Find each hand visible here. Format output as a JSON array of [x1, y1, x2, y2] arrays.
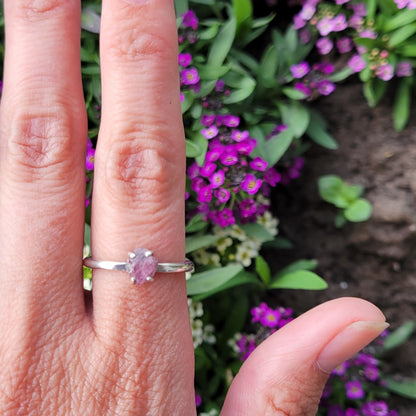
[[0, 1, 387, 415]]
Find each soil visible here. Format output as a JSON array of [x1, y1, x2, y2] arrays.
[[269, 82, 416, 415]]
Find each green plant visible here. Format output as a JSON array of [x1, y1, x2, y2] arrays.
[[318, 174, 373, 227]]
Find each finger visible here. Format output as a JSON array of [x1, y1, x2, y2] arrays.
[[0, 1, 87, 324], [90, 0, 195, 413], [221, 297, 388, 416]]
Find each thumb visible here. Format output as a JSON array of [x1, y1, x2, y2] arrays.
[[220, 297, 388, 416]]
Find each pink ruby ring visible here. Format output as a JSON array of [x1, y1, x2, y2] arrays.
[[83, 248, 194, 285]]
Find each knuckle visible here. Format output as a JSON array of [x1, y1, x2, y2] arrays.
[[5, 109, 75, 180], [104, 136, 177, 206], [17, 0, 69, 19]]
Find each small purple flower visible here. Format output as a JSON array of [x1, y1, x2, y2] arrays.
[[332, 361, 349, 375], [250, 157, 268, 172], [214, 187, 230, 203], [251, 302, 268, 322], [86, 146, 95, 170], [336, 0, 350, 3], [299, 29, 311, 44], [332, 14, 348, 31], [293, 14, 307, 29], [396, 61, 413, 77], [317, 17, 335, 36], [220, 148, 239, 166], [216, 208, 235, 227], [345, 409, 360, 416], [260, 308, 281, 328], [236, 138, 257, 155], [241, 174, 262, 195], [376, 63, 394, 81], [361, 401, 389, 416], [181, 10, 198, 30], [351, 3, 367, 16], [239, 198, 257, 218], [364, 365, 380, 381], [299, 3, 316, 20], [187, 162, 200, 179], [346, 380, 365, 400], [201, 125, 219, 139], [181, 67, 200, 85], [210, 170, 225, 188], [349, 15, 364, 30], [264, 168, 281, 186], [337, 37, 353, 53], [394, 0, 409, 8], [231, 129, 249, 142], [206, 147, 223, 162], [317, 80, 336, 96], [294, 82, 311, 97], [197, 185, 212, 203], [359, 29, 377, 39], [195, 394, 202, 407], [317, 62, 335, 75], [348, 54, 367, 73], [200, 162, 216, 178], [201, 114, 216, 126], [191, 177, 205, 192], [316, 37, 333, 55], [223, 115, 240, 127], [290, 62, 310, 78], [178, 53, 192, 67]]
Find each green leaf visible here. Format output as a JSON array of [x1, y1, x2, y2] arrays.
[[185, 234, 220, 254], [388, 23, 416, 47], [393, 78, 412, 131], [270, 270, 327, 290], [383, 320, 416, 351], [280, 102, 310, 138], [258, 45, 278, 87], [282, 87, 307, 100], [185, 214, 207, 233], [263, 237, 293, 249], [207, 16, 237, 68], [344, 198, 372, 222], [186, 264, 243, 296], [84, 223, 91, 248], [232, 0, 253, 38], [223, 76, 256, 104], [384, 377, 416, 399], [263, 128, 295, 166], [366, 0, 377, 20], [198, 23, 220, 41], [398, 43, 416, 57], [174, 0, 189, 16], [318, 175, 349, 208], [363, 78, 387, 108], [185, 139, 202, 158], [275, 259, 318, 278], [329, 67, 353, 83], [307, 116, 338, 150], [81, 8, 101, 34], [198, 65, 230, 80], [384, 8, 416, 32], [240, 223, 274, 242], [255, 255, 271, 284], [335, 213, 347, 228]]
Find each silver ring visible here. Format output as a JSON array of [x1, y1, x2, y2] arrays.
[[83, 247, 194, 285]]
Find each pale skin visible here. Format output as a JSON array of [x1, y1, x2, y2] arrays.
[[0, 0, 388, 415]]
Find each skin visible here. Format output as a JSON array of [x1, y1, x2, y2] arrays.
[[0, 0, 387, 415]]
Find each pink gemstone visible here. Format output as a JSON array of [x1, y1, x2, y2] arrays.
[[126, 248, 158, 285]]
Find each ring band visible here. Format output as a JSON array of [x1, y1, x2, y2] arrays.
[[83, 247, 194, 285]]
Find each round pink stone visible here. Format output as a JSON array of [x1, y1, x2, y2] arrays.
[[126, 248, 158, 285]]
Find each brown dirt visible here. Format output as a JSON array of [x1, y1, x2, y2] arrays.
[[269, 82, 416, 415]]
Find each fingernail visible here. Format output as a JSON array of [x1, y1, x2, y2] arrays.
[[121, 0, 151, 5], [317, 320, 389, 374]]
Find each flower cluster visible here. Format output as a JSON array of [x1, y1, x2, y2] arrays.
[[188, 298, 216, 349], [293, 0, 413, 82], [186, 114, 284, 228]]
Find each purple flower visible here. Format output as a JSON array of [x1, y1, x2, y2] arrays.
[[220, 148, 239, 166], [299, 28, 311, 44], [178, 53, 192, 67], [336, 0, 350, 3], [250, 156, 268, 172], [317, 80, 336, 96], [317, 62, 335, 75], [337, 37, 353, 53], [187, 162, 200, 179], [264, 168, 281, 186], [346, 380, 365, 400], [181, 67, 200, 85], [191, 177, 205, 192], [290, 62, 310, 78], [345, 409, 360, 416], [241, 174, 262, 195], [86, 146, 95, 170], [197, 185, 212, 203], [200, 162, 216, 178], [396, 61, 413, 77], [260, 308, 281, 328], [332, 361, 349, 375], [214, 187, 230, 203], [351, 3, 367, 16], [332, 14, 348, 31], [206, 147, 223, 162], [210, 170, 225, 188], [215, 79, 225, 92], [394, 0, 409, 8], [216, 208, 235, 227], [294, 82, 311, 97], [299, 3, 316, 20], [239, 199, 257, 218], [376, 63, 394, 81], [217, 114, 240, 127], [231, 129, 249, 142], [317, 17, 335, 36], [236, 138, 257, 155], [348, 54, 366, 73], [316, 37, 333, 55], [251, 302, 268, 323], [201, 114, 216, 126], [361, 401, 389, 416], [364, 365, 379, 381], [201, 125, 219, 139], [359, 29, 377, 39], [195, 394, 202, 407], [181, 10, 198, 30], [293, 14, 307, 29]]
